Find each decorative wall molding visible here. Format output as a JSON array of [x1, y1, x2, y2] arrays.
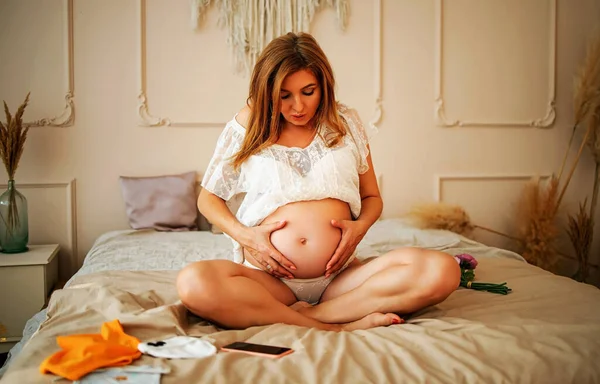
[[137, 0, 383, 129], [0, 180, 78, 277], [434, 173, 552, 201], [137, 0, 229, 128], [28, 0, 75, 127], [434, 0, 556, 128]]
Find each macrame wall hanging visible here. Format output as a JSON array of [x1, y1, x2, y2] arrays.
[[190, 0, 350, 75]]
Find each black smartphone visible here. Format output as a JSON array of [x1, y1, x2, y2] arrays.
[[221, 341, 294, 358]]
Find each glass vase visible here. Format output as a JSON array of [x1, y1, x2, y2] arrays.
[[0, 180, 29, 253]]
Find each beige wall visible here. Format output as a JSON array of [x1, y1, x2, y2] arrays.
[[1, 0, 599, 283]]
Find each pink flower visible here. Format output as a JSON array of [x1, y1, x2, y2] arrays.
[[454, 253, 478, 269]]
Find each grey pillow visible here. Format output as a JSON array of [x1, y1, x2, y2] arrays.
[[119, 171, 198, 231]]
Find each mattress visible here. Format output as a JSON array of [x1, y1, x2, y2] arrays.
[[1, 219, 599, 383]]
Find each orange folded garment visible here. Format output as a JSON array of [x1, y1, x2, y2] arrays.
[[40, 319, 142, 381]]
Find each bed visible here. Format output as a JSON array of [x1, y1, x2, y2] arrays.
[[1, 218, 599, 383]]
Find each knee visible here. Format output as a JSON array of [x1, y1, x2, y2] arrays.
[[419, 251, 461, 302], [176, 261, 226, 312]]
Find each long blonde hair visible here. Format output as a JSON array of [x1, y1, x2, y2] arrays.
[[232, 32, 346, 170]]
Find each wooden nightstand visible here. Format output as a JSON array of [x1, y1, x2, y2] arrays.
[[0, 244, 60, 353]]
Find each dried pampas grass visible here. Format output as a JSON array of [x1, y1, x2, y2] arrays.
[[556, 31, 600, 208], [556, 30, 600, 281], [408, 202, 474, 237], [573, 30, 600, 129], [0, 93, 31, 232], [516, 176, 560, 270], [408, 202, 523, 244], [586, 99, 600, 222], [0, 92, 30, 180], [566, 199, 594, 282], [583, 82, 600, 167], [409, 178, 563, 272]]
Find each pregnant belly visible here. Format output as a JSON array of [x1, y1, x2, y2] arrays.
[[245, 199, 352, 279]]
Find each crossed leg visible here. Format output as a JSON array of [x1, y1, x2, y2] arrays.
[[298, 247, 461, 323], [176, 247, 460, 331], [176, 260, 402, 332]]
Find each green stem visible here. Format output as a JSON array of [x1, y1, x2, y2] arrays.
[[460, 280, 512, 295], [1, 181, 20, 239], [557, 124, 578, 182], [583, 162, 600, 282], [555, 123, 594, 215], [590, 162, 599, 224]]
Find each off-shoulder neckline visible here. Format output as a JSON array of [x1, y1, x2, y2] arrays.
[[230, 113, 322, 151]]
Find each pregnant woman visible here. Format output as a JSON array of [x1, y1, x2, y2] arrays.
[[177, 32, 461, 332]]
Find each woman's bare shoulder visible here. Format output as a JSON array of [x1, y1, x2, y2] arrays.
[[234, 105, 251, 129]]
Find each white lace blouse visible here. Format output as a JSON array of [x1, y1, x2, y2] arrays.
[[201, 103, 378, 263]]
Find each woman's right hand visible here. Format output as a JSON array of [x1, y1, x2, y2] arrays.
[[242, 220, 296, 279]]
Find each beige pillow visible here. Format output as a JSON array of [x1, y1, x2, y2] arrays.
[[119, 171, 199, 231]]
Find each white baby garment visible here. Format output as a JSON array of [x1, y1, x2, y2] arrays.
[[138, 336, 217, 359]]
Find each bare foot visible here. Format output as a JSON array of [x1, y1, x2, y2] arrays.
[[341, 313, 404, 331], [289, 301, 313, 312]]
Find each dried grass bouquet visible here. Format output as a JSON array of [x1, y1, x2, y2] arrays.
[[0, 93, 31, 251], [0, 93, 30, 180], [558, 32, 600, 281]]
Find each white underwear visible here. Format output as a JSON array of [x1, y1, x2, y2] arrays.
[[242, 253, 356, 305]]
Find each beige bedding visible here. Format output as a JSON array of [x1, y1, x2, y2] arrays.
[[2, 223, 600, 383]]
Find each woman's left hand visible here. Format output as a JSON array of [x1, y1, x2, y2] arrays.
[[325, 219, 369, 277]]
